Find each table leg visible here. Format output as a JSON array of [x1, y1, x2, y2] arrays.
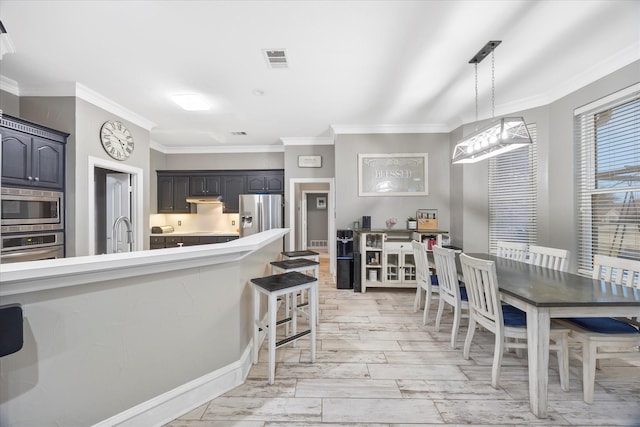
[[526, 306, 550, 418]]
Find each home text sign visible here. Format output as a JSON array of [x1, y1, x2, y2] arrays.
[[358, 153, 428, 196]]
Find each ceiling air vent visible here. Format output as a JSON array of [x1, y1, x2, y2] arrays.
[[231, 131, 247, 136], [263, 49, 288, 69]]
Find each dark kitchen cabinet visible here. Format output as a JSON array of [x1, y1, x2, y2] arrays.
[[150, 235, 239, 249], [190, 175, 221, 196], [199, 235, 239, 244], [158, 175, 191, 213], [150, 236, 166, 250], [1, 115, 68, 190], [246, 171, 284, 194], [222, 175, 245, 214]]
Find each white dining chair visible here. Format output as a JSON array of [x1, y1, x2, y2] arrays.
[[527, 245, 570, 272], [460, 253, 570, 390], [496, 241, 529, 262], [557, 255, 640, 403], [412, 240, 438, 324], [432, 245, 468, 349]]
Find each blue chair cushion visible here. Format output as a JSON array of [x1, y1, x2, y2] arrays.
[[567, 317, 639, 334], [430, 275, 438, 286], [459, 285, 468, 301], [502, 305, 527, 327]]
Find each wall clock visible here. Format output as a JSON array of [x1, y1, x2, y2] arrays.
[[100, 120, 134, 161]]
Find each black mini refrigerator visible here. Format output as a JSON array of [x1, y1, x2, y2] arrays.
[[336, 229, 354, 289]]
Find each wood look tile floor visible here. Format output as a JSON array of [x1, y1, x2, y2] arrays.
[[166, 251, 640, 426]]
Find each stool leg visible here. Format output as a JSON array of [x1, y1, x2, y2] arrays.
[[252, 287, 260, 364], [313, 266, 320, 325], [268, 293, 277, 385], [291, 289, 298, 348], [310, 282, 317, 363]]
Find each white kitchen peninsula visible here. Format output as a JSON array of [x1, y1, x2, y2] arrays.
[[0, 228, 288, 427]]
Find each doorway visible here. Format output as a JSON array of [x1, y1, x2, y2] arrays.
[[288, 178, 335, 276], [88, 156, 143, 255], [301, 191, 329, 251]]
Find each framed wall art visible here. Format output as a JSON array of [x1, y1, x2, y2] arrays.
[[316, 196, 326, 209], [358, 153, 428, 196]]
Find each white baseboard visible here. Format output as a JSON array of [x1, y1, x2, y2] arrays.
[[92, 342, 254, 427]]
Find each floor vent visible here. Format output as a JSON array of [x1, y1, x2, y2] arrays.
[[309, 240, 327, 248]]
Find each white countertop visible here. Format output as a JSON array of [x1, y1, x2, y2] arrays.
[[0, 228, 287, 296]]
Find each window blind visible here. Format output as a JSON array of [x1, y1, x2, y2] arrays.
[[576, 88, 640, 275], [488, 124, 537, 255]]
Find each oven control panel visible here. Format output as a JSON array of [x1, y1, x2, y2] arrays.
[[1, 232, 64, 251]]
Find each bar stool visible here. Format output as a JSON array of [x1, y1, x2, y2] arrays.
[[251, 271, 317, 384], [270, 258, 320, 328], [281, 250, 320, 263]]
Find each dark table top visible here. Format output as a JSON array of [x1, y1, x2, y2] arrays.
[[446, 253, 640, 308]]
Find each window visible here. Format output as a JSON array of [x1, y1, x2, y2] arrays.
[[488, 124, 537, 254], [576, 84, 640, 275]]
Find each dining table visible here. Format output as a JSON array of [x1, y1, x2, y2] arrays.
[[430, 252, 640, 418]]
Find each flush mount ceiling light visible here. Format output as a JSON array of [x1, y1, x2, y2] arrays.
[[452, 41, 532, 164], [170, 93, 210, 111]]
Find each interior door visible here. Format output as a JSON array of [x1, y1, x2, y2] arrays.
[[106, 173, 132, 253]]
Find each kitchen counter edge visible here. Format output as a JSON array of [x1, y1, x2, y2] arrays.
[[0, 228, 289, 296]]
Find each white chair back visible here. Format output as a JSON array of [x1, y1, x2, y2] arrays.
[[592, 255, 640, 289], [412, 240, 431, 290], [432, 245, 461, 304], [528, 245, 570, 272], [459, 253, 502, 334], [496, 241, 528, 262]]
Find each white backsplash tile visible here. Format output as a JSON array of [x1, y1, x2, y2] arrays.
[[150, 205, 239, 233]]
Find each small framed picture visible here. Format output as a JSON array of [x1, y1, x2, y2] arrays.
[[298, 155, 322, 168], [317, 196, 326, 209]]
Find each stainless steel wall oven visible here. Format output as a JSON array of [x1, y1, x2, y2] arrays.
[[0, 231, 65, 263]]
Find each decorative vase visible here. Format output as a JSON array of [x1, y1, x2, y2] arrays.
[[408, 220, 417, 230]]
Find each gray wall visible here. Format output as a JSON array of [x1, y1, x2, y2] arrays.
[[334, 133, 451, 231], [0, 241, 280, 427], [163, 152, 284, 170], [0, 89, 20, 116]]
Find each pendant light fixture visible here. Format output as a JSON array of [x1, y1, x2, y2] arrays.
[[452, 41, 532, 164]]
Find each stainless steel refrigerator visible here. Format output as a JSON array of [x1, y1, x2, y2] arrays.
[[239, 194, 283, 237]]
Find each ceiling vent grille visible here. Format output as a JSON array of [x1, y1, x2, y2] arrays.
[[231, 131, 247, 136], [263, 49, 288, 69]]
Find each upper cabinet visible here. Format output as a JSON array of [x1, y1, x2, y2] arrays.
[[158, 174, 191, 213], [190, 175, 221, 196], [1, 115, 68, 190], [221, 175, 245, 214], [157, 169, 284, 215], [246, 171, 284, 194]]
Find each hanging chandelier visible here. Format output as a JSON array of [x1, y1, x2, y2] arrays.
[[452, 41, 532, 164]]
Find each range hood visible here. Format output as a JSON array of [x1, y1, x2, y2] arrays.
[[185, 195, 224, 204]]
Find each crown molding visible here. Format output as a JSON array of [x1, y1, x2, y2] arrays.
[[280, 137, 334, 146], [75, 83, 156, 130], [12, 81, 156, 131], [330, 123, 449, 135], [0, 75, 19, 95], [150, 140, 284, 154]]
